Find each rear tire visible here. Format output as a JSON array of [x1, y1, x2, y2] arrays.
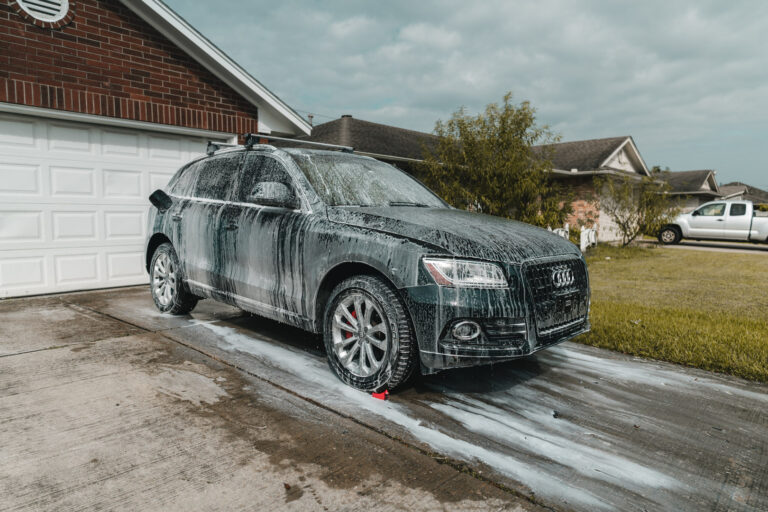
[[658, 226, 681, 245], [323, 275, 418, 393], [149, 242, 198, 315]]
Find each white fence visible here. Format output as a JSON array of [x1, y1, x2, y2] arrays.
[[547, 223, 598, 252]]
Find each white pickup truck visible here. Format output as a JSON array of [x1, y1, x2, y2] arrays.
[[659, 200, 768, 245]]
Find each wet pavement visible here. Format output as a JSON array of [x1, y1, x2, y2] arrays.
[[2, 286, 767, 511]]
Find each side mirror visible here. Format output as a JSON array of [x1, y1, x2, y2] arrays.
[[149, 189, 173, 212], [691, 210, 699, 216], [248, 182, 299, 209]]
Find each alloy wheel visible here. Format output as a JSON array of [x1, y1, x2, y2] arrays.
[[152, 252, 177, 306], [331, 292, 389, 377]]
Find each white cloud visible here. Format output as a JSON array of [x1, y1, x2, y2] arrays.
[[165, 0, 768, 187]]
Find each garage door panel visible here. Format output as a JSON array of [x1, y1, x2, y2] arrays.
[[48, 124, 94, 153], [52, 211, 98, 241], [0, 117, 36, 147], [0, 257, 45, 288], [0, 112, 217, 297], [0, 163, 41, 195], [0, 210, 44, 242], [102, 130, 141, 156], [54, 253, 100, 285], [104, 211, 145, 240], [107, 251, 145, 280], [103, 169, 143, 198], [51, 166, 97, 197]]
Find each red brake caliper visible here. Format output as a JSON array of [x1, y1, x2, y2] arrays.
[[345, 309, 357, 338]]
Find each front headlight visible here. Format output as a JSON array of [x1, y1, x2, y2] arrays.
[[423, 258, 508, 288]]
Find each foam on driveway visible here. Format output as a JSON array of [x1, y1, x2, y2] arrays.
[[7, 286, 766, 511]]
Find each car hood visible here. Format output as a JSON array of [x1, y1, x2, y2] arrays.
[[327, 206, 581, 264]]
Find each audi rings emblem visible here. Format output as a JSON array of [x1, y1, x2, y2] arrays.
[[551, 266, 574, 288]]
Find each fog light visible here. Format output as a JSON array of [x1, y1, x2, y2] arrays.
[[452, 321, 481, 341]]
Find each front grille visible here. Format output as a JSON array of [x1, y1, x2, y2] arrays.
[[523, 258, 589, 342]]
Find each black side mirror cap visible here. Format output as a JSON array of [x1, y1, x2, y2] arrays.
[[149, 189, 173, 212], [247, 182, 299, 209]]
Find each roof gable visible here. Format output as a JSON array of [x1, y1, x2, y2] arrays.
[[533, 136, 650, 176], [121, 0, 310, 136], [666, 170, 721, 195]]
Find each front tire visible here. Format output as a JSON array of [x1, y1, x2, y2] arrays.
[[323, 275, 418, 392], [658, 226, 681, 245], [150, 242, 198, 315]]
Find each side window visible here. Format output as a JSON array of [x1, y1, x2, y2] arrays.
[[236, 153, 294, 202], [168, 161, 202, 197], [729, 203, 747, 216], [193, 153, 244, 200], [697, 203, 726, 216]]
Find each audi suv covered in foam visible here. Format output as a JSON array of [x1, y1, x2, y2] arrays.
[[145, 142, 591, 392]]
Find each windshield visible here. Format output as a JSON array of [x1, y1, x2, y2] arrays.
[[288, 151, 448, 208]]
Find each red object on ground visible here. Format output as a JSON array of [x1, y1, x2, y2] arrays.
[[371, 390, 389, 400]]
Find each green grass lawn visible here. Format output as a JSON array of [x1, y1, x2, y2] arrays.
[[577, 245, 768, 382]]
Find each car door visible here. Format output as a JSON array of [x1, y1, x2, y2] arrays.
[[218, 152, 309, 320], [688, 202, 726, 238], [723, 203, 751, 240], [176, 152, 243, 293]]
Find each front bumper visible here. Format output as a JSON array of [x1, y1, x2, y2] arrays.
[[401, 256, 590, 372]]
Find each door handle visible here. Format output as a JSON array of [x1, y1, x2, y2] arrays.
[[171, 214, 183, 221], [716, 219, 724, 222], [224, 223, 238, 231]]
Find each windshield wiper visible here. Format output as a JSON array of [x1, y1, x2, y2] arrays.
[[388, 201, 430, 207]]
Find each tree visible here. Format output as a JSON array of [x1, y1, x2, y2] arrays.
[[595, 170, 678, 246], [418, 93, 571, 227]]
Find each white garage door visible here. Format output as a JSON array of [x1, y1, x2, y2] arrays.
[[0, 112, 223, 298]]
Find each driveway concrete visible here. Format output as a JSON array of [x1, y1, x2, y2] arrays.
[[2, 286, 767, 511]]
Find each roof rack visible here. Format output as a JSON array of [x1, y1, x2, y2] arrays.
[[206, 141, 240, 155], [244, 133, 354, 153]]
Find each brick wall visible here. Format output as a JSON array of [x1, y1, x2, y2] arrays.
[[558, 176, 600, 229], [0, 0, 258, 134]]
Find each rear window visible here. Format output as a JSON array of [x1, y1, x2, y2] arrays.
[[730, 203, 747, 216]]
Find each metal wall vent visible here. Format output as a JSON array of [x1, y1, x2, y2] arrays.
[[16, 0, 70, 23]]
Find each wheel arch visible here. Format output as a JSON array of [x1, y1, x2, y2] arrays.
[[146, 233, 172, 272], [313, 261, 399, 333]]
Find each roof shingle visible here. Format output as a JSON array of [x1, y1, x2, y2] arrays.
[[532, 136, 629, 172]]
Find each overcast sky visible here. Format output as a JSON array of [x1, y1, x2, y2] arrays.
[[165, 0, 768, 188]]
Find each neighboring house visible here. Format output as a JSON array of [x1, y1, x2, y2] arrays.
[[0, 0, 310, 298], [720, 182, 768, 204], [718, 184, 748, 201], [296, 115, 439, 173], [533, 136, 651, 241], [664, 170, 723, 212]]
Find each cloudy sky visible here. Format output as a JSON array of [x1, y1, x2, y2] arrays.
[[165, 0, 768, 188]]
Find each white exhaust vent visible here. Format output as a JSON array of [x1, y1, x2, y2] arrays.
[[16, 0, 69, 23]]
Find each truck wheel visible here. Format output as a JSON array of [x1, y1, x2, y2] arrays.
[[658, 227, 681, 245], [150, 242, 198, 315], [323, 275, 418, 393]]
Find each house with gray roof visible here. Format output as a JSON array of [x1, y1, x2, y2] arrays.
[[720, 182, 768, 204], [663, 170, 723, 211]]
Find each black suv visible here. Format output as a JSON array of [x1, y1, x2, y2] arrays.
[[145, 137, 590, 392]]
